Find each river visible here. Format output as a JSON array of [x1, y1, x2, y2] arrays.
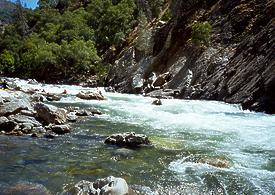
[[0, 81, 274, 194]]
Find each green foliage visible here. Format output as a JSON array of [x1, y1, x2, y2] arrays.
[[191, 21, 212, 47], [0, 50, 15, 73], [59, 39, 101, 75], [87, 0, 136, 52], [0, 0, 138, 82]]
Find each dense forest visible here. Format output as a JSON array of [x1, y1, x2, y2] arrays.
[[0, 0, 169, 83]]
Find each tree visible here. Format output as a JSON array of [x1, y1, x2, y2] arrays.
[[0, 50, 15, 74]]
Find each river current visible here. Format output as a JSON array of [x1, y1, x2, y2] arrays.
[[0, 81, 274, 194]]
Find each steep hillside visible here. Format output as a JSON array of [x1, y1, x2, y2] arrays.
[[106, 0, 275, 114]]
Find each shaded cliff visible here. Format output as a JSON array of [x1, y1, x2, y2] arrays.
[[106, 0, 275, 114]]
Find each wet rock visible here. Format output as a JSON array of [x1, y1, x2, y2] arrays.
[[5, 130, 24, 136], [68, 176, 135, 195], [30, 93, 46, 102], [105, 86, 116, 93], [48, 124, 71, 135], [152, 98, 162, 105], [196, 157, 232, 168], [75, 109, 91, 116], [89, 108, 103, 115], [34, 103, 67, 125], [76, 91, 105, 100], [105, 132, 151, 148], [72, 108, 102, 117], [2, 182, 50, 195], [44, 133, 56, 139], [67, 112, 78, 122], [46, 94, 61, 101], [0, 117, 17, 132], [146, 89, 177, 99]]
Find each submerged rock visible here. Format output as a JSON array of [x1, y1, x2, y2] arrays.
[[34, 103, 67, 125], [105, 132, 151, 148], [67, 176, 135, 195], [196, 157, 232, 168], [76, 91, 105, 100], [2, 182, 50, 195]]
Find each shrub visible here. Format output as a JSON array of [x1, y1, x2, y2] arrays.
[[191, 21, 212, 47]]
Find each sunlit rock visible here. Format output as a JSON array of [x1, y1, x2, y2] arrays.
[[105, 132, 151, 148], [34, 103, 67, 125], [66, 176, 136, 195], [76, 91, 105, 100]]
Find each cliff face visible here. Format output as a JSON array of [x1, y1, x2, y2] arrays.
[[106, 0, 275, 114]]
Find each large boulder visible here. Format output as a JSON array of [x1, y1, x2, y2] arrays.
[[67, 176, 135, 195], [76, 91, 105, 100], [34, 103, 67, 125], [8, 114, 42, 127], [0, 97, 32, 117], [105, 132, 151, 148]]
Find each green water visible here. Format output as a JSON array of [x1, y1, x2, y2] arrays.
[[0, 88, 274, 194]]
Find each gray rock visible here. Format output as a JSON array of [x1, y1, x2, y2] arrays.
[[0, 97, 32, 117], [105, 132, 151, 148], [76, 91, 105, 100], [8, 114, 42, 127], [34, 103, 67, 125], [68, 176, 135, 195]]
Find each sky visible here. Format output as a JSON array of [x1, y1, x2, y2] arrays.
[[10, 0, 39, 9]]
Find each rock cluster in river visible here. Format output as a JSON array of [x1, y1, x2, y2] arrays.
[[0, 83, 103, 138], [105, 132, 151, 148]]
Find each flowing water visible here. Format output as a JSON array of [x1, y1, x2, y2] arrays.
[[0, 81, 275, 194]]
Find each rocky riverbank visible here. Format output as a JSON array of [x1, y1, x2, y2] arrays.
[[0, 78, 103, 138], [106, 0, 275, 114]]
